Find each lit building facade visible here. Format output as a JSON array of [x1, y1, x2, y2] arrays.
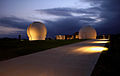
[[56, 35, 65, 40]]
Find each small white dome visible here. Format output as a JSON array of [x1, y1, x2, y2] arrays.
[[27, 22, 47, 40], [79, 26, 97, 39]]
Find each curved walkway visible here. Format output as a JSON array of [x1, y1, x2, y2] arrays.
[[0, 39, 109, 76]]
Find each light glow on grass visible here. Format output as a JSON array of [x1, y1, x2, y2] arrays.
[[74, 46, 108, 54], [97, 39, 109, 40], [88, 46, 108, 52], [91, 41, 110, 43]]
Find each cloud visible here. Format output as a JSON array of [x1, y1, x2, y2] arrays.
[[36, 7, 103, 24], [36, 8, 72, 17], [0, 16, 31, 29], [44, 16, 98, 38], [36, 7, 100, 17], [0, 0, 120, 38], [72, 0, 120, 34], [0, 26, 24, 34], [35, 7, 104, 37], [36, 0, 120, 35], [0, 16, 31, 38], [92, 0, 120, 34]]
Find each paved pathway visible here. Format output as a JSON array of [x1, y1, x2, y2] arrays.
[[0, 39, 109, 76]]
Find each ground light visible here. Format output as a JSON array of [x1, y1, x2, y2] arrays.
[[97, 39, 109, 40], [91, 41, 110, 43], [74, 46, 108, 54]]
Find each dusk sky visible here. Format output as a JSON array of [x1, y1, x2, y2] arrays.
[[0, 0, 120, 38]]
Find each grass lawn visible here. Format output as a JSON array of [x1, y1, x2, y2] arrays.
[[0, 39, 86, 61]]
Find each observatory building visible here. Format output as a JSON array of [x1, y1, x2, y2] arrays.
[[79, 26, 97, 39], [27, 22, 47, 40]]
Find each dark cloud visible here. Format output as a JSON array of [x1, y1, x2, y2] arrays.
[[45, 18, 81, 38], [79, 0, 120, 34], [0, 16, 31, 29], [44, 16, 96, 38], [36, 7, 100, 17], [40, 0, 120, 35], [37, 8, 72, 16], [36, 7, 102, 37], [94, 0, 120, 34], [0, 16, 31, 38]]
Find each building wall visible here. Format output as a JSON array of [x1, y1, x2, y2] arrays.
[[66, 35, 74, 40], [56, 35, 65, 40], [75, 35, 79, 39]]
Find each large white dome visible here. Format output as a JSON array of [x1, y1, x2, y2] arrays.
[[79, 26, 97, 39], [27, 22, 47, 40]]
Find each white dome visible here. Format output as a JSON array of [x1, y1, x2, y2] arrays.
[[27, 22, 47, 40], [79, 26, 97, 39]]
